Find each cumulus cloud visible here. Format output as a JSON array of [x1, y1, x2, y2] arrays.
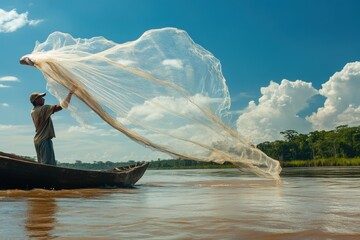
[[0, 76, 19, 81], [123, 94, 221, 126], [0, 84, 10, 88], [118, 94, 225, 151], [1, 103, 9, 107], [307, 62, 360, 130], [67, 124, 117, 137], [236, 79, 318, 143], [0, 75, 20, 88], [235, 61, 360, 144], [0, 8, 42, 33], [116, 94, 228, 159]]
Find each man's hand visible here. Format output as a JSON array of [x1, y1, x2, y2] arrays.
[[19, 56, 35, 66], [70, 83, 79, 94], [61, 90, 75, 109]]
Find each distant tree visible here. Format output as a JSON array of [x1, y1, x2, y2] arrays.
[[258, 125, 360, 162], [280, 130, 299, 141]]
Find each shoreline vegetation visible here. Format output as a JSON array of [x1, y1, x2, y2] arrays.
[[280, 157, 360, 167], [67, 157, 360, 170], [135, 157, 360, 169], [2, 125, 359, 170]]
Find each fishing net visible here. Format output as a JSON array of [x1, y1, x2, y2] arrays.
[[21, 28, 282, 180]]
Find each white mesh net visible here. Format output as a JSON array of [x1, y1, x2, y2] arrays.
[[21, 28, 282, 180]]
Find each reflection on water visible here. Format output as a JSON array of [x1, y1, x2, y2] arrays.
[[0, 189, 118, 239], [26, 197, 57, 239], [0, 167, 360, 239]]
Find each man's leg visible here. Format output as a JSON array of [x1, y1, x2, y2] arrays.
[[38, 139, 56, 165], [35, 142, 42, 163]]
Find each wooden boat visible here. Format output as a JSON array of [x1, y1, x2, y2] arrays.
[[0, 151, 149, 190]]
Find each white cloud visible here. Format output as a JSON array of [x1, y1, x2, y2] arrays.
[[67, 124, 117, 137], [0, 76, 20, 88], [116, 94, 231, 160], [162, 59, 183, 69], [0, 76, 19, 81], [121, 94, 222, 132], [235, 61, 360, 144], [236, 79, 318, 143], [1, 103, 9, 107], [0, 8, 42, 33], [0, 124, 18, 130], [0, 84, 10, 88], [307, 62, 360, 130]]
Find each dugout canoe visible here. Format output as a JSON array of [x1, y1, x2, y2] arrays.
[[0, 151, 149, 190]]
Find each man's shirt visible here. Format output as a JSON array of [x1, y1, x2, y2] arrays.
[[31, 105, 56, 144]]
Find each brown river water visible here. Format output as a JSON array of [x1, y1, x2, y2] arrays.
[[0, 167, 359, 239]]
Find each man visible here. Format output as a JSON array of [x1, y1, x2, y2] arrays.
[[30, 91, 73, 165]]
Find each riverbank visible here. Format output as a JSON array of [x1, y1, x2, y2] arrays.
[[148, 157, 360, 169], [281, 157, 360, 167], [147, 158, 360, 170]]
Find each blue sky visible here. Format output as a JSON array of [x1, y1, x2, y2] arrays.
[[1, 0, 360, 163]]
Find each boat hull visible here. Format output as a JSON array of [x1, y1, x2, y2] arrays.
[[0, 152, 149, 190]]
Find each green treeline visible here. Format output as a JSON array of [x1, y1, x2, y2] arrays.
[[257, 125, 360, 167], [59, 160, 138, 170], [148, 159, 233, 169], [58, 159, 234, 170]]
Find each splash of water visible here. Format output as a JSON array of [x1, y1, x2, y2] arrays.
[[20, 28, 281, 180]]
